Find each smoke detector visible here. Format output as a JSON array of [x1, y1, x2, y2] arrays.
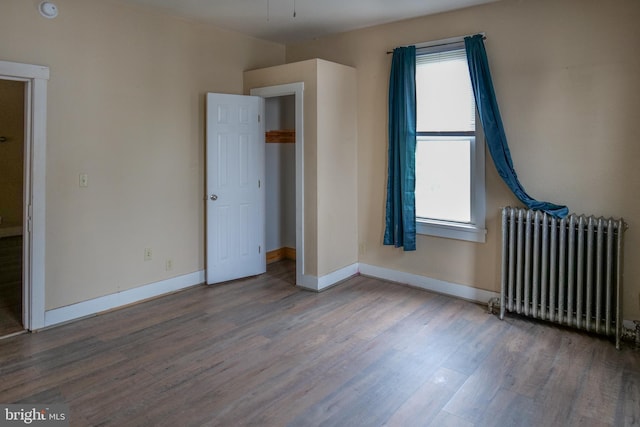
[[39, 1, 59, 19]]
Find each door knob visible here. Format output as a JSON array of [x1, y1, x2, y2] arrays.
[[210, 194, 218, 201]]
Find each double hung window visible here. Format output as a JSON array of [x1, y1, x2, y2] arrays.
[[415, 42, 486, 242]]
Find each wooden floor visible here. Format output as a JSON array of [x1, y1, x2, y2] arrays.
[[0, 236, 23, 337], [0, 260, 639, 426]]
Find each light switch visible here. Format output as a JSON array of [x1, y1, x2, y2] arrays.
[[79, 173, 88, 188]]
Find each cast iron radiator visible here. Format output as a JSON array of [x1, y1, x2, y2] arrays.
[[499, 207, 627, 348]]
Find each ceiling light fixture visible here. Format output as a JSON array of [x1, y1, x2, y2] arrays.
[[38, 1, 58, 19]]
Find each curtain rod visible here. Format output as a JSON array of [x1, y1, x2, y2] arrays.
[[386, 34, 486, 54]]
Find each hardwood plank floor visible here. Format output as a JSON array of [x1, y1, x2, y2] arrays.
[[0, 260, 639, 426]]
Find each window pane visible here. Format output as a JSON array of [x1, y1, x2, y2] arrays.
[[415, 138, 471, 223], [416, 52, 475, 132]]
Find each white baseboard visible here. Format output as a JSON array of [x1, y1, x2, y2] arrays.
[[358, 263, 499, 304], [44, 270, 206, 328], [298, 262, 498, 303], [40, 262, 639, 339], [299, 263, 359, 292]]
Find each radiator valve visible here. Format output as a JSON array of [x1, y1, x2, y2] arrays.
[[487, 297, 500, 315]]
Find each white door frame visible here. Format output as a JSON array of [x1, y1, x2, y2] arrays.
[[250, 83, 304, 286], [0, 60, 49, 331]]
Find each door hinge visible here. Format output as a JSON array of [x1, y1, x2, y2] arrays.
[[258, 179, 261, 189], [27, 204, 33, 233], [258, 114, 261, 123], [259, 245, 261, 254]]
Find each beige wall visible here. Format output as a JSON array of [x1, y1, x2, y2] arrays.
[[0, 0, 285, 309], [316, 60, 358, 276], [0, 80, 25, 227], [286, 0, 640, 319]]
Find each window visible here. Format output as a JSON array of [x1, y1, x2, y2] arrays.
[[415, 41, 486, 243]]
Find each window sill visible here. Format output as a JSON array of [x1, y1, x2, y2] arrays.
[[416, 219, 486, 243]]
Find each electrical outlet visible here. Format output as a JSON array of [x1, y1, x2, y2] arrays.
[[144, 247, 152, 261], [165, 259, 173, 271], [79, 173, 88, 188]]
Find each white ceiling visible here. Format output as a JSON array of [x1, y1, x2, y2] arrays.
[[122, 0, 500, 44]]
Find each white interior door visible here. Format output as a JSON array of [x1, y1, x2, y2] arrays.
[[206, 93, 265, 284]]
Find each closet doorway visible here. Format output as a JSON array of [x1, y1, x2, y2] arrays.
[[264, 95, 296, 267], [251, 83, 304, 287]]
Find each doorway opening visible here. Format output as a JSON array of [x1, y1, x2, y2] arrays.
[[250, 83, 304, 287], [263, 95, 296, 281], [0, 79, 25, 336], [0, 60, 49, 333]]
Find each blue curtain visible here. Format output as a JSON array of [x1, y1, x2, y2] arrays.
[[464, 35, 568, 218], [384, 46, 417, 250]]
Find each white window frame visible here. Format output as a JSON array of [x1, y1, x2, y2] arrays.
[[414, 37, 486, 243]]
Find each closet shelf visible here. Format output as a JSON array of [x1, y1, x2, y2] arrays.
[[266, 130, 295, 143]]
